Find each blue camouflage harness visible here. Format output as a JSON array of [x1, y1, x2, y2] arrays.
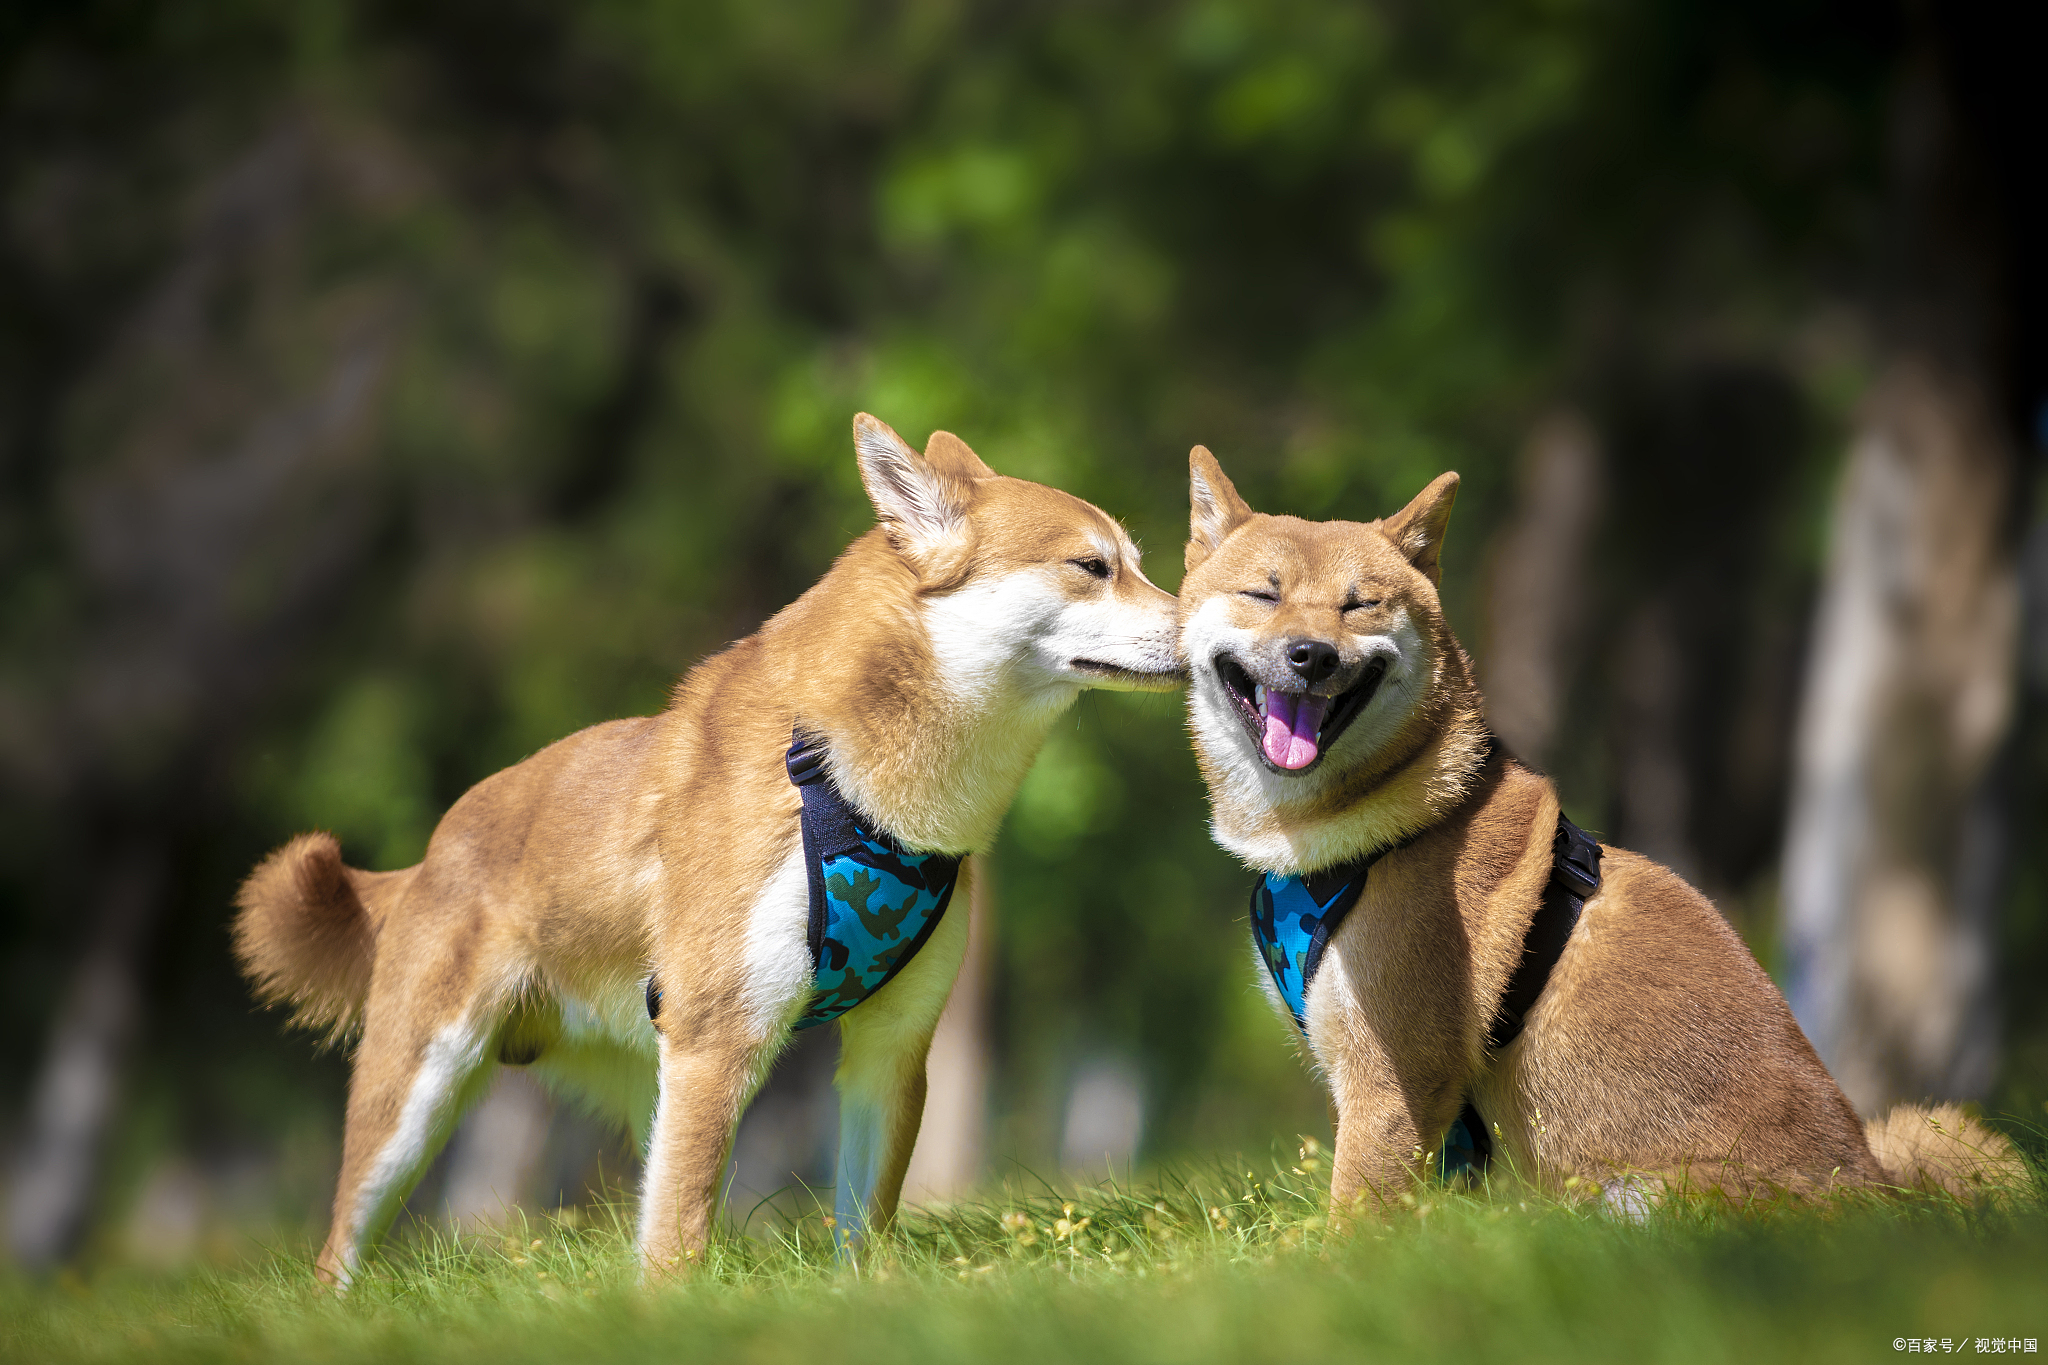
[[644, 732, 962, 1031], [783, 730, 962, 1029], [1250, 805, 1603, 1178]]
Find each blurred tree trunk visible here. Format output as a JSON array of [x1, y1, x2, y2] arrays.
[[4, 844, 161, 1265], [1781, 36, 2022, 1111], [901, 854, 991, 1202], [1782, 359, 2017, 1109], [1613, 597, 1703, 886], [1482, 412, 1602, 771]]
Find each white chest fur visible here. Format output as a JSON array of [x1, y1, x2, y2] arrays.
[[739, 842, 816, 1039]]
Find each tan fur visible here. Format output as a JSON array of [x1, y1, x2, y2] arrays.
[[1178, 450, 2026, 1216], [238, 416, 1182, 1285], [234, 832, 412, 1041], [1864, 1103, 2026, 1201]]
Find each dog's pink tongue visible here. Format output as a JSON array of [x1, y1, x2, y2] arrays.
[[1261, 691, 1329, 770]]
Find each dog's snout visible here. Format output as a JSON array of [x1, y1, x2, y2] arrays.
[[1286, 638, 1341, 687]]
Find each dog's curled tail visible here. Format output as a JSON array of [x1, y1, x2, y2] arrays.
[[233, 832, 403, 1042], [1865, 1104, 2031, 1203]]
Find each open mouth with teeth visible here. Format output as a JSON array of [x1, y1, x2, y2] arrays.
[[1213, 654, 1388, 773]]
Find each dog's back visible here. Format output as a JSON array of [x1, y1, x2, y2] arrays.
[[1470, 837, 1886, 1190]]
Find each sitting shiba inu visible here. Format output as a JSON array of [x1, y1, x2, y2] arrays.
[[235, 416, 1183, 1285], [1175, 446, 2020, 1213]]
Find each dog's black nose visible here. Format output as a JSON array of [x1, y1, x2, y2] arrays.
[[1286, 639, 1341, 687]]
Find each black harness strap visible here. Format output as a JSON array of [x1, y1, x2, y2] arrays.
[[1448, 811, 1602, 1173], [1486, 813, 1602, 1053], [786, 730, 853, 965]]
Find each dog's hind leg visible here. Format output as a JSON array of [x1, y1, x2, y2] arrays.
[[314, 912, 508, 1288], [829, 871, 971, 1260]]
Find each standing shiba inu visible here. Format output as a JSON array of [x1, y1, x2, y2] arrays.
[[235, 415, 1183, 1285], [1176, 446, 2020, 1213]]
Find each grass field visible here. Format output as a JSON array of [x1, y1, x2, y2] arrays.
[[6, 1152, 2044, 1365]]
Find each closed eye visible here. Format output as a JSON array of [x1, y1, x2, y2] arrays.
[[1239, 590, 1279, 604], [1343, 599, 1383, 613], [1069, 557, 1111, 579]]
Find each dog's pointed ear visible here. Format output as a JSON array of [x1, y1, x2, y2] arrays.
[[854, 413, 975, 560], [1187, 446, 1254, 573], [1379, 471, 1459, 585], [923, 429, 997, 481]]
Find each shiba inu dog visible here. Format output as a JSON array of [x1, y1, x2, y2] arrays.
[[1176, 446, 2021, 1213], [235, 415, 1183, 1285]]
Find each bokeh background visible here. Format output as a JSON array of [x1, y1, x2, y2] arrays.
[[2, 0, 2043, 1269]]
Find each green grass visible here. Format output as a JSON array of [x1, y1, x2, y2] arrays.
[[6, 1157, 2045, 1365]]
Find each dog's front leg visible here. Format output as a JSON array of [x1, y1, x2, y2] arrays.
[[830, 870, 971, 1261], [1311, 889, 1471, 1224], [1326, 1084, 1430, 1222], [636, 1030, 768, 1278], [831, 1016, 931, 1259], [1319, 1023, 1459, 1222]]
